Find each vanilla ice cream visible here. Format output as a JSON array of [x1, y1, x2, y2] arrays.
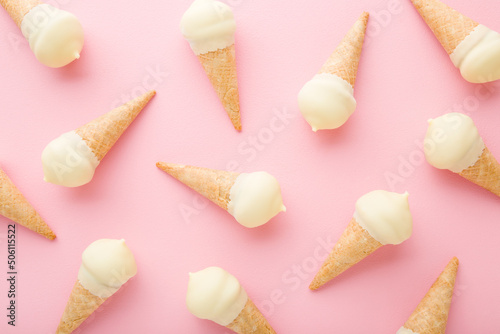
[[180, 0, 235, 55], [298, 73, 357, 131], [186, 267, 247, 326], [353, 190, 413, 245], [396, 327, 418, 334], [424, 113, 485, 173], [227, 172, 286, 228], [77, 239, 137, 299], [42, 131, 99, 187], [21, 4, 84, 68], [450, 25, 500, 83]]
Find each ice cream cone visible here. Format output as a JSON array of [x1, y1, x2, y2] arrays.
[[0, 0, 41, 28], [458, 147, 500, 197], [197, 44, 241, 131], [319, 12, 369, 87], [156, 163, 239, 211], [57, 239, 136, 333], [410, 0, 478, 55], [226, 298, 276, 334], [75, 90, 155, 162], [310, 218, 383, 290], [56, 280, 107, 334], [400, 257, 459, 334], [0, 167, 55, 240]]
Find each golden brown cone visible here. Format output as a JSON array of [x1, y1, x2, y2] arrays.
[[309, 218, 382, 290], [402, 257, 459, 334], [410, 0, 478, 55], [156, 162, 239, 211], [458, 147, 500, 197], [0, 167, 55, 239], [226, 298, 276, 334], [75, 90, 156, 162], [0, 0, 41, 28], [318, 12, 369, 87], [197, 44, 241, 131], [56, 280, 107, 334]]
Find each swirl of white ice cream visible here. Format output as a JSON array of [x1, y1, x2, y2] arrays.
[[227, 172, 286, 228], [78, 239, 137, 298], [298, 73, 357, 131], [186, 267, 248, 326], [353, 190, 412, 245], [450, 25, 500, 83], [42, 131, 99, 187], [21, 4, 84, 68], [180, 0, 236, 55], [396, 327, 418, 334], [424, 113, 485, 173]]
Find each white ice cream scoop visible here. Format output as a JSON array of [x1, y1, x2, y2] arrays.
[[1, 0, 84, 67]]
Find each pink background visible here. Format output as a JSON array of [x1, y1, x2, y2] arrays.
[[1, 0, 500, 333]]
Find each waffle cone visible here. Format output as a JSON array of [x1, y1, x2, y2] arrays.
[[0, 167, 55, 239], [402, 257, 459, 334], [310, 218, 382, 290], [0, 0, 41, 28], [226, 298, 276, 334], [318, 12, 369, 87], [56, 280, 107, 334], [458, 147, 500, 197], [156, 162, 239, 211], [410, 0, 478, 55], [197, 44, 241, 131], [75, 90, 155, 162]]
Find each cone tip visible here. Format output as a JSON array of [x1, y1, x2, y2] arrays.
[[233, 122, 242, 131], [143, 90, 157, 101], [157, 162, 183, 173], [130, 90, 156, 107], [156, 162, 170, 172], [309, 281, 320, 291], [358, 12, 370, 26]]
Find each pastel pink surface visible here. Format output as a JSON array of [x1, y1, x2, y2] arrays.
[[1, 0, 500, 333]]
